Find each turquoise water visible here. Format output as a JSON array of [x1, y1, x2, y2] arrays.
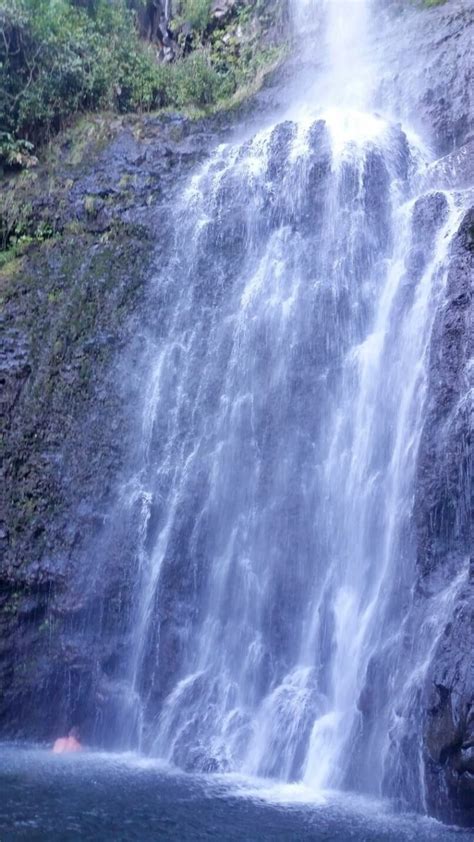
[[0, 745, 470, 841]]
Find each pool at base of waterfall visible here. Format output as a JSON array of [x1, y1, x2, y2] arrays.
[[0, 745, 470, 841]]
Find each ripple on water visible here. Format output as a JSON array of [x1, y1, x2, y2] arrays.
[[0, 745, 472, 841]]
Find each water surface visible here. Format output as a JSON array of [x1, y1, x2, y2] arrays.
[[0, 745, 470, 841]]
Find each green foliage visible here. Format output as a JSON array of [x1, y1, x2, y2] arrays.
[[0, 132, 37, 170], [1, 0, 133, 157], [167, 51, 235, 107], [178, 0, 211, 32], [0, 0, 234, 169], [0, 0, 287, 174], [0, 176, 56, 258]]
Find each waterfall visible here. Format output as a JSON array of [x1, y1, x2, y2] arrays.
[[115, 0, 470, 805]]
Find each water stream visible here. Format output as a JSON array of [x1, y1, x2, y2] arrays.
[[112, 0, 469, 808]]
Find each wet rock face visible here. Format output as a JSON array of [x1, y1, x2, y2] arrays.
[[415, 209, 473, 585], [422, 139, 474, 194], [422, 593, 474, 827], [0, 115, 224, 743], [377, 0, 474, 155], [136, 0, 173, 51], [415, 209, 474, 826], [210, 0, 237, 23]]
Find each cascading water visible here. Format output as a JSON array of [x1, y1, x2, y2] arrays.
[[113, 0, 470, 808]]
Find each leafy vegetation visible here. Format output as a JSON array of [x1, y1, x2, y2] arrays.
[[0, 0, 245, 170], [176, 0, 211, 33]]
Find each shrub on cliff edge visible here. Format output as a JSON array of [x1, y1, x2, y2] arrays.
[[0, 0, 234, 170]]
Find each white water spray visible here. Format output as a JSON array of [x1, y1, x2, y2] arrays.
[[114, 0, 471, 809]]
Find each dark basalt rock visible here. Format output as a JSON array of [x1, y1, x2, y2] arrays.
[[0, 115, 228, 745], [415, 208, 474, 827], [403, 192, 449, 292], [210, 0, 238, 23], [266, 120, 296, 180], [376, 0, 474, 155], [460, 746, 474, 772], [415, 208, 473, 584]]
